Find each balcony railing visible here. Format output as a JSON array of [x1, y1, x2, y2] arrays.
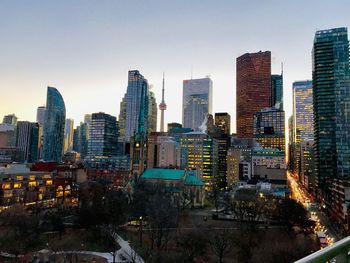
[[295, 236, 350, 263]]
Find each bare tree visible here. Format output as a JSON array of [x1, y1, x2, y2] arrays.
[[210, 229, 233, 263]]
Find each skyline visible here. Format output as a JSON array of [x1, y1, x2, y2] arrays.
[[1, 1, 349, 131]]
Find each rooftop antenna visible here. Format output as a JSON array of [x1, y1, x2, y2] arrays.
[[281, 62, 284, 76]]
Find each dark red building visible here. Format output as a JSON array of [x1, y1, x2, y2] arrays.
[[236, 51, 271, 138]]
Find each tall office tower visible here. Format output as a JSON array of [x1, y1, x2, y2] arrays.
[[215, 112, 231, 135], [87, 112, 118, 157], [42, 87, 66, 162], [159, 74, 167, 132], [148, 90, 157, 133], [15, 121, 39, 162], [293, 80, 314, 142], [84, 114, 92, 125], [253, 107, 285, 152], [313, 28, 350, 186], [73, 126, 80, 152], [182, 77, 213, 131], [36, 106, 46, 159], [118, 95, 127, 139], [2, 114, 18, 125], [36, 106, 46, 126], [180, 131, 217, 189], [288, 115, 295, 171], [73, 122, 88, 159], [236, 51, 271, 138], [271, 74, 283, 110], [64, 119, 74, 153], [125, 70, 149, 141]]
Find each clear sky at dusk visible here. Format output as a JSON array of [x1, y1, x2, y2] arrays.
[[0, 0, 349, 132]]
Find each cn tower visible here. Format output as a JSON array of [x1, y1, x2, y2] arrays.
[[159, 73, 167, 132]]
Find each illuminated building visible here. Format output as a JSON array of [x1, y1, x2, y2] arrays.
[[180, 131, 217, 189], [226, 148, 241, 186], [253, 107, 285, 152], [182, 77, 213, 131], [236, 51, 271, 138]]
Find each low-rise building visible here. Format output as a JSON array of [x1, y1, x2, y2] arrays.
[[140, 168, 205, 207]]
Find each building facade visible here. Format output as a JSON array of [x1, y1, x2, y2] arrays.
[[125, 70, 149, 141], [215, 112, 231, 135], [42, 87, 66, 162], [87, 112, 118, 157], [271, 74, 283, 110], [313, 28, 350, 186], [253, 107, 285, 152], [182, 77, 213, 131], [15, 121, 39, 162], [64, 119, 74, 153], [236, 51, 271, 138]]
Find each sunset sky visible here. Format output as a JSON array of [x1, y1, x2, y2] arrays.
[[0, 0, 349, 131]]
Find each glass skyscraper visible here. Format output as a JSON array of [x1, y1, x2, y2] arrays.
[[182, 77, 213, 131], [87, 112, 118, 157], [42, 87, 66, 162], [271, 74, 283, 110], [125, 70, 149, 141], [313, 27, 350, 182]]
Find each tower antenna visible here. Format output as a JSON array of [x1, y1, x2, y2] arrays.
[[159, 72, 167, 132]]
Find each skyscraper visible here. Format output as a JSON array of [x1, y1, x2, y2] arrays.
[[182, 77, 213, 131], [148, 89, 157, 133], [87, 112, 118, 157], [313, 27, 350, 184], [236, 51, 271, 138], [64, 119, 74, 153], [125, 70, 149, 141], [118, 95, 127, 139], [271, 74, 283, 110], [15, 121, 39, 162], [292, 80, 314, 142], [36, 106, 46, 126], [42, 87, 66, 162], [253, 107, 285, 152]]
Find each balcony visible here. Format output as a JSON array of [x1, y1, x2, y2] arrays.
[[295, 236, 350, 263]]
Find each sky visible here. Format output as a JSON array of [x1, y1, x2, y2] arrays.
[[0, 0, 349, 132]]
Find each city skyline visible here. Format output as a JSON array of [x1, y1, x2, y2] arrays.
[[1, 1, 349, 132]]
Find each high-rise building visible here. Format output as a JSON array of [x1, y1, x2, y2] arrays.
[[236, 51, 271, 138], [125, 70, 149, 141], [2, 114, 17, 125], [253, 107, 285, 152], [271, 74, 283, 110], [42, 87, 66, 162], [15, 121, 39, 162], [215, 112, 231, 135], [64, 119, 74, 153], [118, 95, 127, 139], [87, 112, 118, 157], [293, 80, 313, 142], [182, 77, 213, 131], [36, 106, 46, 159], [313, 28, 350, 186], [36, 107, 46, 126], [148, 90, 157, 133], [180, 131, 217, 189]]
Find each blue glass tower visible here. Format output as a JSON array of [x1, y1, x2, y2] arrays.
[[125, 70, 149, 141], [313, 28, 350, 183], [42, 87, 66, 162]]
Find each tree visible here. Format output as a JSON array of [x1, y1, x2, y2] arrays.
[[209, 229, 233, 263], [274, 198, 310, 232], [177, 229, 208, 262], [0, 205, 43, 257]]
